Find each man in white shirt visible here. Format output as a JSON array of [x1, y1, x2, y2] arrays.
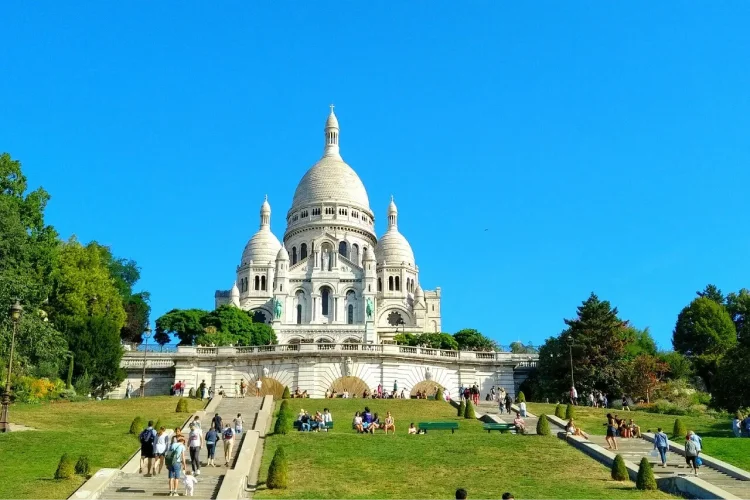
[[255, 379, 262, 397]]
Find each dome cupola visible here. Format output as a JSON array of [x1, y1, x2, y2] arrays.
[[375, 196, 415, 266], [240, 196, 282, 266]]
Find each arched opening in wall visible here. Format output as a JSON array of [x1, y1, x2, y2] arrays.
[[261, 276, 267, 291], [347, 304, 354, 324], [378, 278, 382, 292], [292, 247, 297, 265], [254, 276, 260, 290], [295, 290, 305, 324], [252, 310, 268, 325], [395, 276, 400, 291], [258, 377, 285, 398], [329, 376, 369, 396], [320, 286, 331, 317], [388, 276, 394, 291], [316, 337, 334, 343], [410, 380, 445, 399], [351, 243, 359, 264], [342, 337, 360, 343], [296, 304, 302, 325], [287, 338, 302, 345], [431, 320, 438, 333], [339, 241, 348, 257], [300, 243, 308, 260]]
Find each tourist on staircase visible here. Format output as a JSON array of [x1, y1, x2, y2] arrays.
[[166, 433, 187, 496], [205, 425, 219, 467], [188, 423, 202, 476], [139, 420, 157, 476], [222, 424, 235, 467], [234, 413, 244, 434], [653, 427, 669, 467]]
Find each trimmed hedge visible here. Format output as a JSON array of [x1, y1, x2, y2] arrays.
[[435, 387, 444, 401], [673, 418, 686, 440], [517, 391, 526, 403], [279, 400, 289, 414], [555, 404, 565, 419], [536, 414, 550, 436], [75, 456, 90, 476], [274, 409, 293, 435], [282, 386, 291, 399], [464, 400, 476, 419], [565, 404, 576, 420], [176, 398, 189, 413], [636, 457, 657, 490], [129, 417, 143, 435], [267, 446, 288, 489], [611, 454, 628, 481], [457, 400, 466, 417], [55, 454, 75, 480]]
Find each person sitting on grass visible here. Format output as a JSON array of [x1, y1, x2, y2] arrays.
[[513, 412, 526, 434], [353, 411, 364, 433], [565, 419, 589, 439], [383, 411, 395, 434], [369, 412, 381, 433], [628, 419, 641, 438], [408, 423, 417, 434]]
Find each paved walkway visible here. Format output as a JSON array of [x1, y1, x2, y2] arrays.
[[101, 397, 262, 499], [476, 401, 539, 434]]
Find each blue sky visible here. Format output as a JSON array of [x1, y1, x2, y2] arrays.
[[2, 2, 749, 349]]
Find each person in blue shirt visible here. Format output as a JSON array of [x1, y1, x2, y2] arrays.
[[653, 427, 669, 467]]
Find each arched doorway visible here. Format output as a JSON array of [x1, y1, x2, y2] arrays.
[[410, 380, 445, 399], [258, 377, 286, 398], [329, 376, 370, 396]]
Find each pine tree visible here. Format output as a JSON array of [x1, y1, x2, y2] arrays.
[[565, 403, 576, 420], [129, 417, 143, 435], [457, 400, 465, 417], [673, 418, 686, 440], [274, 410, 292, 435], [517, 391, 526, 403], [611, 454, 628, 481], [55, 454, 75, 480], [536, 414, 550, 436], [464, 400, 476, 419], [555, 404, 565, 419], [75, 456, 90, 476], [282, 386, 291, 399], [267, 446, 288, 489], [636, 457, 657, 490], [279, 400, 289, 414]]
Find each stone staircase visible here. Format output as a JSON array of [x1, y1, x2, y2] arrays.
[[585, 434, 750, 498], [476, 401, 539, 434], [100, 396, 262, 499]]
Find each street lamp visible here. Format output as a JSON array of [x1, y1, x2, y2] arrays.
[[140, 326, 152, 398], [566, 336, 575, 389], [397, 318, 405, 334], [1, 300, 23, 433]]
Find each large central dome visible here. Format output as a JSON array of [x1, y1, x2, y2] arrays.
[[288, 108, 372, 215]]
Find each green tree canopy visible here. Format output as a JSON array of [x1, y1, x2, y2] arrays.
[[697, 284, 725, 305], [712, 344, 750, 412], [510, 341, 539, 354], [726, 288, 750, 346], [658, 351, 693, 380], [156, 306, 276, 346], [453, 328, 497, 351], [672, 297, 736, 357], [65, 315, 125, 394], [155, 308, 207, 345], [623, 326, 657, 359]]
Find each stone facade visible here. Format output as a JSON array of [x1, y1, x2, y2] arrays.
[[215, 108, 441, 344]]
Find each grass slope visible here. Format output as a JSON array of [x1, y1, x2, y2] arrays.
[[0, 396, 204, 499], [528, 403, 750, 472], [255, 399, 674, 499]]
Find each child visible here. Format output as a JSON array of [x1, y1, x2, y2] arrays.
[[183, 470, 198, 496], [408, 423, 417, 435], [234, 413, 243, 434]]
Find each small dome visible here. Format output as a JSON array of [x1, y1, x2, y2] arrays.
[[231, 282, 240, 297], [363, 245, 376, 261], [375, 230, 415, 266], [241, 229, 282, 266], [325, 109, 339, 129], [414, 284, 424, 297], [276, 246, 289, 261]]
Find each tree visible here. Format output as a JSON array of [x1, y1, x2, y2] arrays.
[[155, 309, 207, 345], [726, 289, 750, 346], [393, 333, 419, 346], [623, 327, 657, 359], [712, 344, 750, 412], [697, 284, 725, 305], [65, 315, 125, 394], [621, 354, 669, 403], [121, 292, 151, 344], [510, 341, 538, 354], [417, 332, 459, 350], [673, 297, 736, 357], [636, 457, 656, 490], [658, 351, 693, 380], [453, 329, 497, 351], [197, 305, 276, 346], [673, 418, 686, 440], [611, 454, 628, 481]]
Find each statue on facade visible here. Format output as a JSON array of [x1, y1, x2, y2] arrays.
[[366, 298, 374, 320], [321, 251, 329, 271], [273, 298, 282, 319], [263, 366, 270, 378], [425, 367, 433, 381], [342, 356, 353, 376]]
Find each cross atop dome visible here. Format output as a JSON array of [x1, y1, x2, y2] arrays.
[[329, 103, 335, 113]]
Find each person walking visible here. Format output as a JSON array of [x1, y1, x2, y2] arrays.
[[255, 378, 262, 397], [733, 413, 743, 438], [653, 427, 669, 467], [188, 423, 202, 475], [199, 380, 207, 401], [605, 413, 619, 450], [205, 425, 219, 466], [154, 426, 170, 475], [166, 433, 187, 496], [504, 392, 512, 414], [139, 420, 158, 475], [685, 433, 700, 475], [212, 413, 223, 434], [126, 381, 133, 399], [233, 413, 244, 435], [222, 424, 235, 466], [179, 381, 185, 397]]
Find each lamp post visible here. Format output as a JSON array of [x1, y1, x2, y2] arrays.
[[140, 326, 152, 398], [566, 336, 575, 389], [397, 318, 405, 334], [1, 300, 23, 433]]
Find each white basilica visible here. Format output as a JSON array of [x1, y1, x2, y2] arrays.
[[215, 108, 442, 344]]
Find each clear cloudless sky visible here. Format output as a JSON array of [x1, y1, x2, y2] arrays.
[[1, 2, 749, 349]]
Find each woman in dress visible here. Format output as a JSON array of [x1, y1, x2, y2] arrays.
[[605, 413, 618, 450], [383, 411, 396, 434]]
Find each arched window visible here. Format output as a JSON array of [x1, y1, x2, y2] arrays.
[[395, 276, 400, 291], [261, 276, 266, 291], [300, 243, 308, 260], [254, 276, 260, 290], [347, 304, 354, 324], [378, 278, 382, 292], [321, 287, 330, 316], [296, 304, 302, 324], [351, 243, 359, 264], [388, 276, 394, 291], [339, 241, 348, 257], [292, 247, 297, 265]]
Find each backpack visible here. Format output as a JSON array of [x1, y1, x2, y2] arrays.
[[139, 429, 153, 445], [223, 428, 234, 440], [165, 445, 181, 467]]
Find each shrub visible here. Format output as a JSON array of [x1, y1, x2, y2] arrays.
[[457, 400, 465, 417], [176, 398, 189, 413], [636, 457, 656, 490], [536, 414, 550, 436], [188, 388, 196, 398], [274, 411, 292, 435], [435, 387, 444, 401], [555, 403, 565, 419], [282, 386, 291, 399], [267, 446, 288, 489], [517, 391, 526, 403], [611, 454, 628, 481], [55, 453, 75, 480], [75, 456, 90, 476], [673, 418, 686, 439], [565, 403, 576, 420], [464, 400, 476, 419], [279, 400, 289, 414], [73, 371, 93, 397], [154, 419, 162, 432], [129, 417, 143, 435]]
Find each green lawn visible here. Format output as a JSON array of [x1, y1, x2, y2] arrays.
[[528, 403, 750, 472], [254, 399, 675, 499], [0, 396, 205, 499]]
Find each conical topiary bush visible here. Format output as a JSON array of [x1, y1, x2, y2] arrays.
[[517, 391, 526, 403], [457, 400, 466, 417], [611, 454, 628, 481], [673, 418, 686, 440], [565, 403, 576, 420], [75, 456, 90, 476], [435, 387, 444, 401], [555, 403, 565, 419], [282, 386, 291, 399], [274, 410, 293, 435], [129, 416, 143, 435], [279, 400, 289, 414], [55, 453, 75, 479], [176, 398, 189, 413], [536, 414, 550, 436], [464, 400, 476, 419], [636, 457, 657, 490], [267, 446, 288, 489]]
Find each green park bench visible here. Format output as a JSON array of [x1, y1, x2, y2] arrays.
[[483, 423, 516, 433], [418, 422, 459, 434]]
